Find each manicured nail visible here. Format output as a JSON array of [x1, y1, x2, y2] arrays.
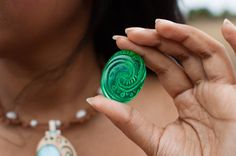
[[86, 97, 94, 105], [223, 19, 236, 32], [155, 19, 160, 24], [223, 18, 234, 27], [112, 35, 123, 40], [125, 27, 146, 34], [155, 19, 174, 24]]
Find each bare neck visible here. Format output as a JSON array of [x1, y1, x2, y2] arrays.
[[0, 41, 101, 123]]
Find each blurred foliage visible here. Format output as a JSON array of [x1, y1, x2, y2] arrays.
[[188, 8, 236, 19]]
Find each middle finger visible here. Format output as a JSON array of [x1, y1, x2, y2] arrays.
[[125, 28, 207, 83], [156, 19, 236, 84], [113, 36, 193, 98]]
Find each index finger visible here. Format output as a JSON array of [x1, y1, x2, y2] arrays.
[[156, 19, 235, 84]]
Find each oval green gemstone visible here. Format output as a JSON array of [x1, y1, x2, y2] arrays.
[[101, 50, 146, 103]]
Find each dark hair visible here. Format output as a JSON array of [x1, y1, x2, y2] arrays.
[[91, 0, 184, 65], [14, 0, 184, 102]]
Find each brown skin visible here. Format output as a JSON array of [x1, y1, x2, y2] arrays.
[[0, 0, 176, 155], [88, 19, 236, 156], [0, 77, 176, 155], [1, 1, 236, 156], [0, 0, 96, 122]]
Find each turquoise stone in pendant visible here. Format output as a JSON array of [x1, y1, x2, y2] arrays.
[[37, 144, 60, 156], [36, 121, 77, 156]]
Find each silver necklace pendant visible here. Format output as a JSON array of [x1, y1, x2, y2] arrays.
[[36, 120, 77, 156]]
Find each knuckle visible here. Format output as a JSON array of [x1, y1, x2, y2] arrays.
[[198, 50, 211, 59], [175, 53, 190, 62], [210, 41, 226, 53], [178, 25, 193, 43], [154, 61, 175, 75], [123, 107, 136, 127]]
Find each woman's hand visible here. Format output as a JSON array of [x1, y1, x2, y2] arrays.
[[87, 19, 236, 156]]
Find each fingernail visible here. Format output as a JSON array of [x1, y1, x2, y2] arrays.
[[112, 35, 123, 40], [155, 19, 174, 24], [125, 27, 145, 34], [223, 18, 235, 27], [86, 97, 94, 105], [155, 19, 160, 24]]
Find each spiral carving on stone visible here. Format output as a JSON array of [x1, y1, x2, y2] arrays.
[[101, 50, 146, 103]]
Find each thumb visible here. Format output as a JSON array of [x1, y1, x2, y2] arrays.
[[86, 95, 163, 156], [222, 19, 236, 53]]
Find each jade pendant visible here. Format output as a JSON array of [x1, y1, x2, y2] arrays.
[[101, 50, 146, 103]]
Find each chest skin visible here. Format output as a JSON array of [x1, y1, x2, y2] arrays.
[[0, 77, 178, 156]]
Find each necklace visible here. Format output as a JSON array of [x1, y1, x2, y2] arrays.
[[0, 97, 99, 156], [37, 120, 78, 156]]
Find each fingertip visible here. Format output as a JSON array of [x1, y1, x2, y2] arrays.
[[222, 19, 236, 38], [114, 36, 131, 50], [223, 18, 235, 28], [86, 97, 93, 105], [154, 19, 181, 39], [125, 27, 146, 34], [86, 95, 135, 123], [155, 19, 175, 29], [112, 35, 124, 41], [157, 19, 175, 24], [155, 18, 160, 24], [86, 95, 124, 110], [86, 95, 107, 106]]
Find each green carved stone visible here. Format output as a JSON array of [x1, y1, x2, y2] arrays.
[[101, 50, 146, 103]]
